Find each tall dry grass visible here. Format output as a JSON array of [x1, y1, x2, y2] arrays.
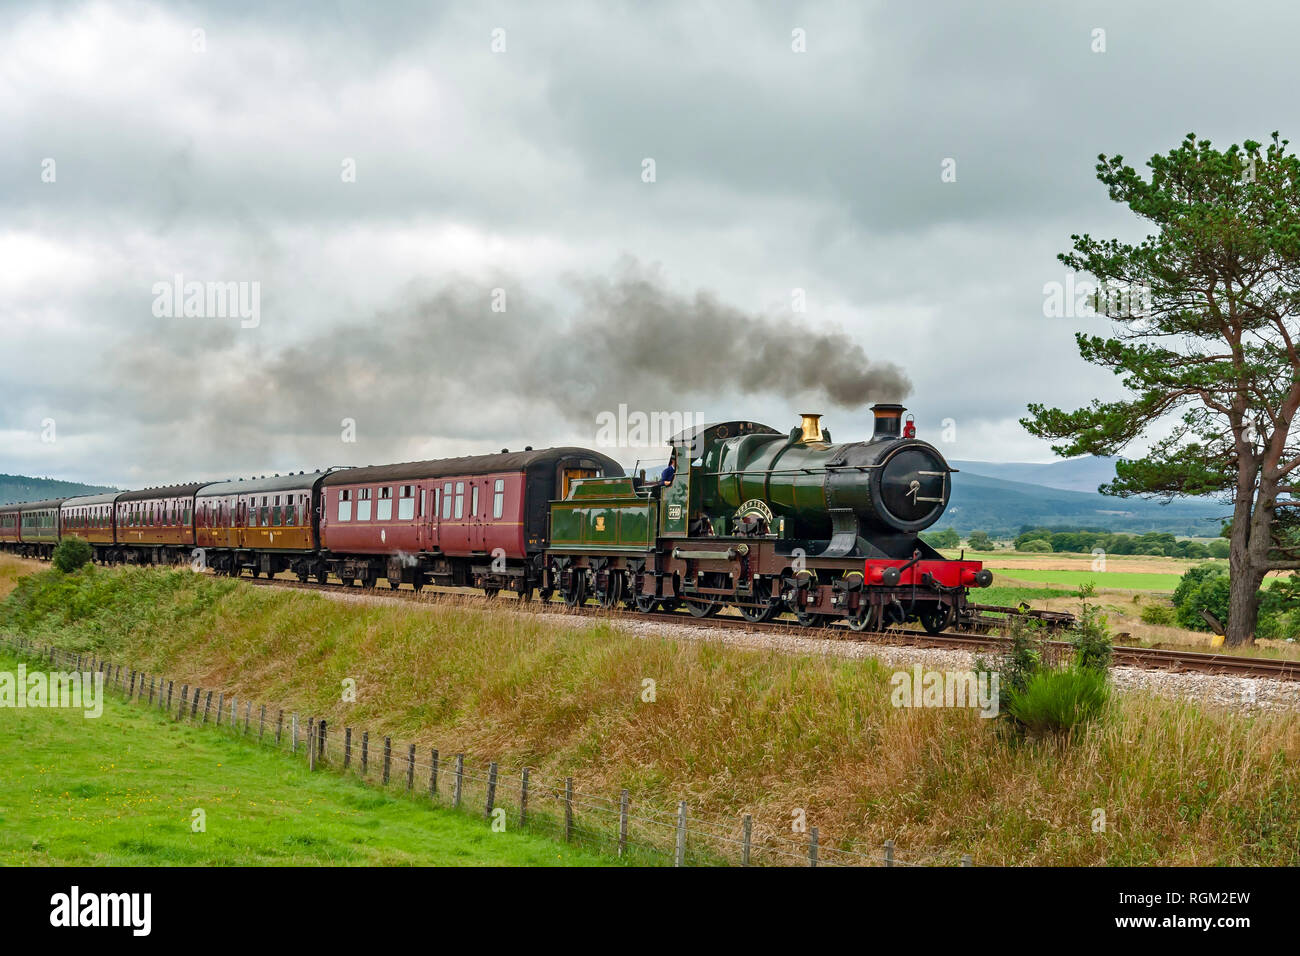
[[4, 565, 1298, 864]]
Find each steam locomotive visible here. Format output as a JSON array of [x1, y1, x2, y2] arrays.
[[0, 404, 991, 632]]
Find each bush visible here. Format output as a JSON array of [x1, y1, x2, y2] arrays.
[[1005, 666, 1110, 736], [1018, 539, 1052, 553], [967, 531, 995, 551], [1140, 603, 1176, 627], [51, 536, 93, 574], [1071, 585, 1113, 669]]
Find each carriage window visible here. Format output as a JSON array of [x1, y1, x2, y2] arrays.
[[357, 487, 372, 521], [398, 485, 415, 520], [183, 505, 191, 525], [286, 502, 296, 526], [441, 482, 452, 519], [418, 488, 425, 519], [337, 489, 352, 522], [377, 486, 393, 521], [454, 482, 464, 519], [471, 485, 479, 516], [493, 479, 505, 519]]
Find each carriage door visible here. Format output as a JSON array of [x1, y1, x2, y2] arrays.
[[470, 480, 486, 553]]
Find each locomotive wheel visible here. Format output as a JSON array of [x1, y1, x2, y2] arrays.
[[684, 598, 722, 618], [738, 602, 779, 624], [538, 587, 555, 603], [795, 610, 830, 628], [633, 593, 660, 613], [483, 587, 500, 599], [659, 598, 681, 613], [297, 570, 310, 583], [388, 580, 399, 590], [846, 605, 876, 632], [517, 586, 534, 602], [562, 576, 587, 607], [316, 570, 329, 585], [412, 578, 425, 593], [918, 603, 954, 635]]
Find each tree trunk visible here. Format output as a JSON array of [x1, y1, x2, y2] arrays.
[[1224, 563, 1265, 646]]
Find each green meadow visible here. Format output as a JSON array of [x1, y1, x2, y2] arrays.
[[0, 650, 609, 867]]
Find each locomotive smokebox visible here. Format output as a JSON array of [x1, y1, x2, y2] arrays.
[[870, 403, 905, 442]]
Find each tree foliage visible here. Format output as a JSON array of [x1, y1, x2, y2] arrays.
[[1024, 132, 1300, 644]]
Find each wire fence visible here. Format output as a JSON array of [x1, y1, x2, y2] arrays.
[[0, 634, 977, 868]]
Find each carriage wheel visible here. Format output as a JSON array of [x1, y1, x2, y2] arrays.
[[795, 610, 830, 628], [316, 569, 329, 585], [633, 593, 660, 613], [597, 573, 623, 609]]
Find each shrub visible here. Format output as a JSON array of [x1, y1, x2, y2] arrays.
[[967, 531, 995, 551], [1140, 603, 1176, 627], [51, 536, 93, 574], [1018, 539, 1052, 553], [1071, 585, 1113, 669], [1005, 666, 1110, 736]]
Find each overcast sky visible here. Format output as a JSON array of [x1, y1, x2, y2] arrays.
[[2, 0, 1294, 488]]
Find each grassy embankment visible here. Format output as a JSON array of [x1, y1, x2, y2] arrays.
[[0, 644, 608, 866], [2, 562, 1298, 865]]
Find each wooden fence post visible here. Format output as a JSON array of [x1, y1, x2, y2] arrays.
[[361, 731, 369, 775], [618, 789, 629, 858], [485, 762, 498, 819], [166, 680, 173, 712], [809, 827, 819, 867], [382, 736, 392, 785], [675, 801, 687, 867], [344, 728, 352, 769], [519, 768, 530, 827], [884, 840, 895, 868], [129, 670, 136, 698], [230, 697, 237, 729], [291, 714, 298, 753], [245, 701, 252, 736], [406, 744, 415, 792], [259, 705, 266, 742], [276, 709, 284, 746], [308, 723, 316, 771], [564, 777, 573, 842], [190, 687, 200, 719], [148, 677, 155, 705], [202, 691, 212, 724], [178, 684, 188, 719], [317, 719, 326, 757], [453, 754, 464, 809], [216, 692, 224, 724], [429, 749, 439, 797], [742, 814, 753, 867]]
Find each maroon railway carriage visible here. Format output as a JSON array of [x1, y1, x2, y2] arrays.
[[112, 482, 207, 564], [0, 503, 20, 550], [319, 447, 621, 594]]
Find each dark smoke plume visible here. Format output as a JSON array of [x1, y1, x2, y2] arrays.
[[108, 260, 911, 474]]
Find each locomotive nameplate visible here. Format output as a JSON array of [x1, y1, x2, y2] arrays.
[[734, 499, 774, 522]]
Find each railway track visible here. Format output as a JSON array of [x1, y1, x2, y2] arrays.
[[241, 574, 1300, 683]]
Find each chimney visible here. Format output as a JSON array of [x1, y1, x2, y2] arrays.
[[870, 403, 905, 442], [798, 413, 824, 443]]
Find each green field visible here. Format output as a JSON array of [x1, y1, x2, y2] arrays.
[[990, 569, 1183, 592], [0, 650, 608, 867]]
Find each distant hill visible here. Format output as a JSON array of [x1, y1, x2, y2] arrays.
[[0, 474, 119, 506], [950, 457, 1121, 494], [937, 471, 1227, 537]]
